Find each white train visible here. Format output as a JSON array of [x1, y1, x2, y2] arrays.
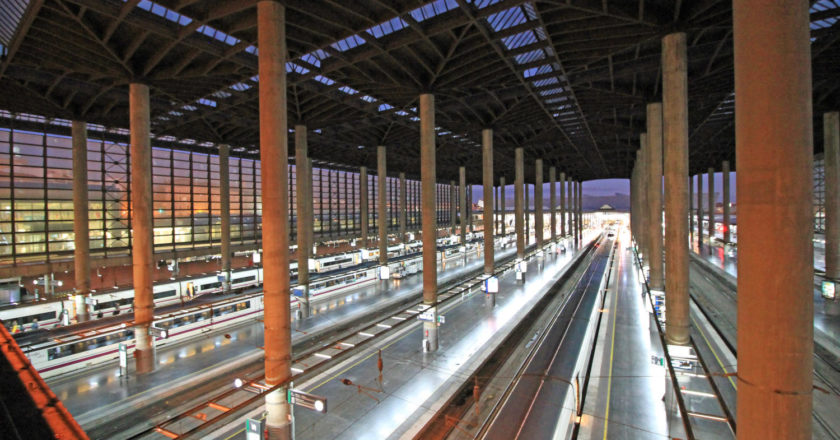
[[16, 238, 491, 378], [1, 239, 468, 334]]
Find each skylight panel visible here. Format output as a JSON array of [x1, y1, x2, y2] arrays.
[[314, 75, 335, 86], [286, 62, 309, 74], [539, 87, 565, 96], [522, 67, 539, 78], [395, 110, 409, 116], [486, 6, 526, 32], [367, 17, 409, 38], [502, 30, 538, 50], [212, 90, 232, 99], [182, 104, 197, 111], [532, 77, 559, 88], [331, 34, 366, 52], [409, 0, 458, 22], [198, 98, 217, 107], [360, 95, 377, 103], [378, 103, 393, 112], [339, 86, 359, 95], [245, 45, 258, 55], [230, 82, 252, 92], [514, 49, 546, 65], [196, 24, 240, 46]]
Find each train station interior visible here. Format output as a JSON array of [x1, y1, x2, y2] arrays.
[[0, 0, 838, 439]]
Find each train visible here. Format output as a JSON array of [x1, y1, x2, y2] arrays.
[[0, 238, 477, 334], [18, 238, 489, 378]]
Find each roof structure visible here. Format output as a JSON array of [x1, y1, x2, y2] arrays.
[[0, 0, 838, 182]]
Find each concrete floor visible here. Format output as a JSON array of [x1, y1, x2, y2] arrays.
[[578, 228, 669, 440], [210, 234, 597, 440], [48, 244, 516, 437]]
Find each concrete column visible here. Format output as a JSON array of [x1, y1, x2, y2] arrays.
[[71, 121, 90, 322], [399, 172, 407, 243], [662, 32, 690, 346], [258, 2, 292, 435], [482, 129, 494, 274], [306, 158, 314, 258], [722, 161, 731, 244], [419, 93, 438, 352], [515, 148, 525, 258], [577, 180, 582, 243], [630, 165, 636, 243], [295, 126, 310, 296], [129, 83, 155, 374], [450, 181, 456, 235], [219, 144, 231, 292], [360, 166, 368, 247], [377, 146, 387, 266], [638, 134, 648, 259], [689, 174, 694, 244], [525, 182, 530, 245], [647, 103, 664, 291], [549, 167, 556, 243], [566, 175, 573, 239], [826, 112, 840, 282], [734, 2, 814, 436], [494, 185, 500, 235], [708, 167, 715, 241], [459, 166, 466, 244], [500, 177, 506, 236], [559, 172, 566, 239], [696, 173, 704, 245], [535, 159, 544, 248]]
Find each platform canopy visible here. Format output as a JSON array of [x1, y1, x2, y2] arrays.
[[0, 0, 838, 182]]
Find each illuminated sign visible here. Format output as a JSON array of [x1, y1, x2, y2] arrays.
[[483, 277, 499, 293], [822, 280, 836, 300]]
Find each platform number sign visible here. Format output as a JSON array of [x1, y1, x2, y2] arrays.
[[245, 418, 264, 440]]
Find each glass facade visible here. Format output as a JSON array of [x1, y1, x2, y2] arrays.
[[0, 121, 454, 267]]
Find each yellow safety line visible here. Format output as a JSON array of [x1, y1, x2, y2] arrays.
[[691, 315, 737, 390], [602, 249, 621, 440]]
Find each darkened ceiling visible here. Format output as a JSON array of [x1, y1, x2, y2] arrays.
[[0, 0, 838, 183]]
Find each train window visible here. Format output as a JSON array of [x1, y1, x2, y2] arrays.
[[154, 289, 178, 299], [94, 298, 133, 311], [12, 310, 58, 326], [46, 329, 133, 361], [199, 282, 222, 291], [232, 276, 256, 284]]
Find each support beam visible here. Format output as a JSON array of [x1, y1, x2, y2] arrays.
[[515, 148, 525, 258], [482, 128, 494, 274], [525, 180, 530, 245], [129, 83, 154, 374], [638, 134, 648, 260], [559, 172, 566, 239], [535, 159, 544, 248], [662, 32, 690, 346], [460, 166, 467, 244], [219, 144, 231, 293], [549, 166, 556, 243], [566, 175, 573, 239], [420, 93, 438, 352], [577, 180, 582, 243], [450, 181, 456, 235], [258, 2, 292, 436], [500, 177, 506, 237], [722, 161, 731, 244], [826, 112, 840, 283], [399, 172, 406, 243], [72, 121, 90, 323], [360, 166, 368, 247], [295, 125, 310, 299], [378, 146, 387, 266], [697, 173, 704, 246], [689, 174, 694, 244], [734, 2, 814, 436], [708, 167, 715, 241], [647, 103, 664, 291]]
